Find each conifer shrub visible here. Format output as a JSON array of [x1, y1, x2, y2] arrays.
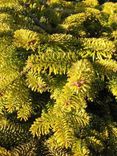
[[0, 0, 117, 155]]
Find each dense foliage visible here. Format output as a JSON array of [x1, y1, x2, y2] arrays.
[[0, 0, 117, 155]]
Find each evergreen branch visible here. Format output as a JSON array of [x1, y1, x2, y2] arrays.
[[0, 122, 32, 149]]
